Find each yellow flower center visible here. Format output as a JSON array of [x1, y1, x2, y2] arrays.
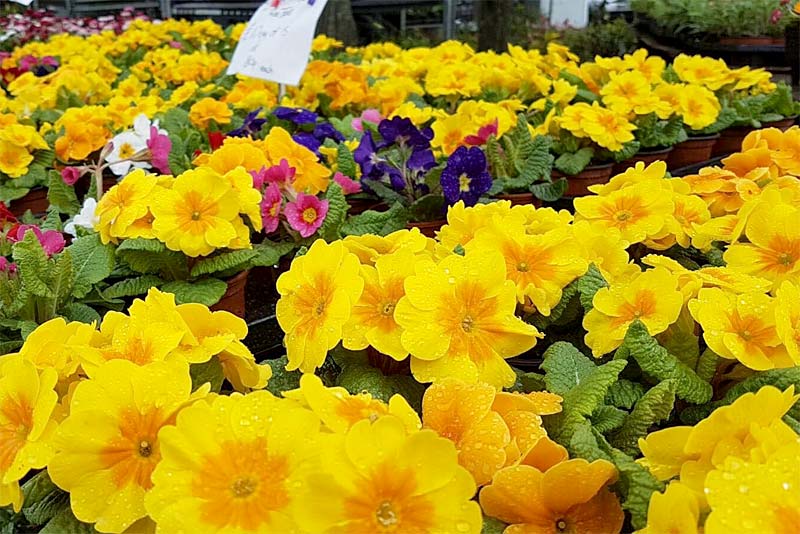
[[314, 299, 326, 317], [376, 501, 398, 527], [517, 261, 529, 272], [381, 302, 396, 316], [740, 330, 752, 341], [458, 173, 471, 192], [778, 252, 794, 266], [231, 476, 258, 498], [302, 207, 318, 224], [192, 211, 201, 221], [556, 518, 569, 532], [118, 142, 136, 160], [461, 315, 474, 333], [138, 440, 153, 458]]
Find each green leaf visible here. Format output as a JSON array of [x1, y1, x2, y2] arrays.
[[318, 183, 348, 241], [51, 250, 75, 309], [530, 178, 567, 201], [0, 184, 31, 204], [622, 321, 713, 404], [102, 275, 164, 299], [160, 107, 191, 136], [333, 349, 425, 411], [116, 238, 187, 279], [612, 140, 640, 163], [168, 135, 189, 175], [161, 279, 227, 306], [554, 147, 593, 175], [336, 143, 357, 178], [481, 516, 508, 534], [41, 208, 63, 232], [12, 231, 53, 297], [46, 171, 80, 214], [62, 303, 101, 325], [342, 202, 409, 236], [250, 241, 296, 267], [40, 505, 97, 534], [605, 379, 646, 410], [695, 348, 719, 382], [190, 250, 258, 278], [69, 234, 115, 298], [541, 342, 598, 396], [577, 264, 608, 310], [611, 380, 677, 455], [266, 356, 303, 396], [591, 405, 627, 433], [486, 135, 507, 178], [190, 357, 225, 393], [22, 472, 68, 526], [32, 149, 56, 168]]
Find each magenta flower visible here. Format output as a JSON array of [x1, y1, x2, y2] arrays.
[[147, 126, 172, 174], [333, 172, 361, 195], [7, 224, 65, 256], [0, 257, 17, 274], [352, 108, 384, 132], [260, 159, 296, 189], [61, 166, 84, 186], [284, 193, 329, 238], [261, 183, 283, 233]]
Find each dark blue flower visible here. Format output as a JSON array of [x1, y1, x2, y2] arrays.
[[440, 146, 493, 206], [407, 148, 436, 174], [354, 131, 382, 177], [227, 108, 267, 138], [292, 132, 322, 154], [373, 162, 405, 190], [273, 106, 318, 125], [313, 122, 345, 143], [378, 117, 431, 150]]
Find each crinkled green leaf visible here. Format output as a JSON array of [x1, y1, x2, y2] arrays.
[[250, 241, 295, 267], [336, 142, 357, 178], [318, 182, 347, 241], [530, 178, 567, 201], [695, 348, 720, 383], [116, 238, 187, 279], [554, 147, 593, 175], [62, 303, 101, 325], [266, 356, 303, 396], [12, 231, 53, 297], [591, 405, 627, 433], [161, 278, 227, 306], [612, 140, 641, 163], [577, 264, 608, 310], [40, 505, 97, 534], [22, 471, 68, 526], [342, 202, 409, 236], [51, 250, 74, 307], [69, 234, 115, 298], [46, 171, 79, 214], [622, 321, 712, 404], [541, 341, 597, 396], [486, 135, 507, 178], [190, 250, 258, 277], [605, 379, 646, 410], [611, 379, 677, 455], [481, 516, 508, 534], [190, 357, 224, 393], [102, 275, 164, 299]]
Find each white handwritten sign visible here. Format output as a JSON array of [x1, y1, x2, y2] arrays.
[[227, 0, 330, 86]]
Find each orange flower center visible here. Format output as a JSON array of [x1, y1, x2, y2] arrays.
[[461, 315, 475, 333], [335, 396, 388, 426], [193, 438, 290, 531], [0, 397, 33, 472], [99, 406, 167, 490], [376, 501, 398, 526], [619, 290, 657, 322], [381, 302, 396, 316], [118, 142, 136, 160], [730, 311, 772, 345], [302, 207, 318, 224]]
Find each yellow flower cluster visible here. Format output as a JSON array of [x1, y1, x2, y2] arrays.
[[0, 115, 49, 177], [94, 164, 262, 257], [638, 386, 799, 534]]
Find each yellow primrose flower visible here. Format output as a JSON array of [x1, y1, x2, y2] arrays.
[[431, 112, 475, 156], [0, 123, 48, 150], [574, 181, 674, 244], [296, 415, 482, 534], [775, 281, 800, 364], [688, 288, 791, 370], [638, 482, 700, 534], [145, 390, 321, 533], [571, 221, 639, 284], [151, 168, 242, 257], [678, 84, 720, 131], [263, 126, 331, 194], [672, 54, 734, 91], [342, 227, 431, 265], [48, 359, 207, 533], [17, 317, 96, 381], [276, 240, 364, 373], [200, 137, 269, 174], [188, 97, 232, 129], [95, 169, 158, 244], [395, 249, 541, 388], [723, 202, 800, 291], [436, 199, 513, 251], [584, 267, 684, 357], [468, 221, 588, 315], [601, 71, 671, 118], [388, 102, 435, 125], [580, 103, 637, 151], [704, 439, 800, 534], [311, 34, 343, 53], [222, 167, 264, 231], [0, 140, 33, 178], [284, 374, 420, 433], [0, 358, 58, 512], [342, 248, 416, 361]]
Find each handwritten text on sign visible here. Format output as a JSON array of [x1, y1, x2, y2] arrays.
[[227, 0, 329, 86]]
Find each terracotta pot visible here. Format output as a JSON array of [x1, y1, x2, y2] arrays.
[[667, 134, 720, 170], [211, 269, 249, 319], [406, 219, 445, 237], [554, 163, 615, 197], [10, 187, 49, 217], [367, 347, 411, 375], [496, 192, 543, 207], [712, 126, 754, 157], [613, 147, 673, 174], [764, 116, 797, 131], [719, 36, 782, 46]]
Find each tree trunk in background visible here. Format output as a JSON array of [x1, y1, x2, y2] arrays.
[[477, 0, 514, 51], [316, 0, 359, 45]]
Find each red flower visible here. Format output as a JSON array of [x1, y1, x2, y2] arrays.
[[463, 120, 499, 146], [208, 131, 225, 150], [0, 203, 17, 224]]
